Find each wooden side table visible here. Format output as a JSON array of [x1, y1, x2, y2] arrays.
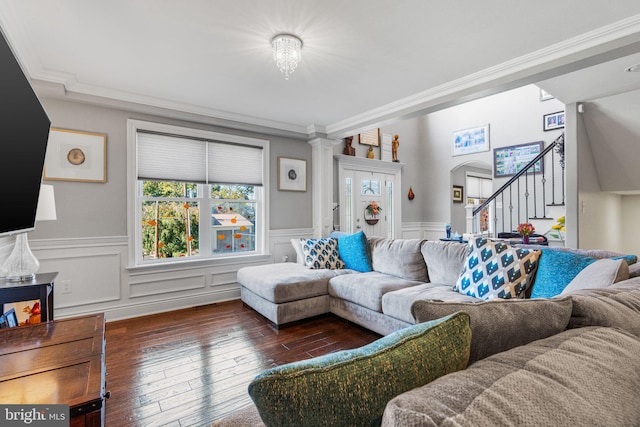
[[0, 272, 57, 323], [0, 313, 107, 427]]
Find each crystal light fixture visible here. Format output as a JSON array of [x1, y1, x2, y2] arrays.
[[271, 34, 303, 80]]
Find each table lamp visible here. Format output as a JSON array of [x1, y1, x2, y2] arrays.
[[3, 184, 57, 282]]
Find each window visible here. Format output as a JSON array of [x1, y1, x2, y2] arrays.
[[128, 120, 269, 266], [465, 173, 493, 204]]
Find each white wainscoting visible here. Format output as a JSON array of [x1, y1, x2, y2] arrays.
[[14, 229, 312, 322], [401, 222, 447, 241], [2, 225, 444, 322]]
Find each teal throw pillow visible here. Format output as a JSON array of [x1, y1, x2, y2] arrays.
[[248, 312, 471, 427], [530, 249, 597, 298], [337, 231, 373, 272]]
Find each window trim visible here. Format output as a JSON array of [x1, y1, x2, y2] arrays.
[[127, 119, 270, 268]]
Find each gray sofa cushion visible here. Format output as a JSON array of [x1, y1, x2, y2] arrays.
[[328, 272, 423, 313], [420, 241, 467, 286], [411, 296, 572, 364], [382, 327, 640, 427], [369, 238, 428, 282], [382, 283, 478, 324], [237, 263, 353, 304], [630, 262, 640, 277], [561, 258, 629, 294], [568, 284, 640, 337]]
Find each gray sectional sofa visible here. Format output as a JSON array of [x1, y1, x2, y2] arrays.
[[226, 236, 640, 426], [220, 276, 640, 426], [238, 238, 480, 335], [238, 236, 638, 335]]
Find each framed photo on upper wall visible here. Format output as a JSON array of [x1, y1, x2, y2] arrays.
[[543, 111, 565, 131], [278, 156, 307, 192], [493, 141, 544, 178], [452, 124, 490, 156], [44, 128, 107, 182]]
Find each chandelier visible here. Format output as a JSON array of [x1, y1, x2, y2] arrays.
[[271, 34, 303, 80]]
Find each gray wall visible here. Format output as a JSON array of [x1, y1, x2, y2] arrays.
[[31, 96, 312, 241], [418, 84, 565, 226]]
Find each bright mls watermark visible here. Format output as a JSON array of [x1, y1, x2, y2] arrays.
[[0, 405, 69, 426]]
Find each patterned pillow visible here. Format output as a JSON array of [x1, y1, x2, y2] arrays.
[[454, 237, 541, 300], [300, 238, 345, 270]]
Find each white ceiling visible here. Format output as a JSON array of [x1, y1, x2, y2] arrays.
[[2, 1, 640, 139]]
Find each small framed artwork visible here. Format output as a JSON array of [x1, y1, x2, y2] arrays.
[[452, 124, 490, 156], [44, 128, 107, 183], [278, 157, 307, 192], [359, 128, 380, 146], [0, 308, 18, 328], [543, 111, 565, 131], [452, 185, 464, 203]]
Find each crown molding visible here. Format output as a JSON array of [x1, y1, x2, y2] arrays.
[[4, 2, 640, 142], [325, 14, 640, 139]]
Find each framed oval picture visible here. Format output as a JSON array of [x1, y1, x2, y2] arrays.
[[278, 156, 307, 192], [44, 128, 107, 183]]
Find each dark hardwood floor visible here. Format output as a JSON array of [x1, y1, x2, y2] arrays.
[[104, 300, 381, 427]]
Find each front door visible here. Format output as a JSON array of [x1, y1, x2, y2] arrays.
[[340, 170, 395, 238], [356, 171, 387, 237]]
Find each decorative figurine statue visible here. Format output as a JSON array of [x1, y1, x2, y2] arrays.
[[343, 136, 355, 156], [367, 146, 375, 159], [392, 134, 400, 162]]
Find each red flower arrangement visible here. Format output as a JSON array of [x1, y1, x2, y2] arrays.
[[517, 223, 535, 236]]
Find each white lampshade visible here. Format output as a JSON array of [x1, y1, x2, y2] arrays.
[[36, 184, 56, 221]]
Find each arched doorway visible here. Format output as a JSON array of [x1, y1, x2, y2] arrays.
[[450, 161, 492, 236]]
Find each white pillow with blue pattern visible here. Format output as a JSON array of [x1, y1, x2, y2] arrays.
[[300, 238, 345, 270], [454, 237, 541, 300]]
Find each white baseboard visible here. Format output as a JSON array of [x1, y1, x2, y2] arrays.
[[56, 287, 241, 322]]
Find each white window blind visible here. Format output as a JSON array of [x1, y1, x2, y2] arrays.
[[466, 175, 493, 198], [137, 131, 263, 185], [208, 142, 263, 186]]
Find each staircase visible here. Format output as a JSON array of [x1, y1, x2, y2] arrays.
[[470, 133, 565, 242]]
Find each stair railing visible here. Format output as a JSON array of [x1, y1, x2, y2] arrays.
[[472, 133, 565, 236]]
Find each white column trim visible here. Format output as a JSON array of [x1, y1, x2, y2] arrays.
[[309, 138, 340, 238]]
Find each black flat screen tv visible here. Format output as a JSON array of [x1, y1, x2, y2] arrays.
[[0, 29, 51, 236]]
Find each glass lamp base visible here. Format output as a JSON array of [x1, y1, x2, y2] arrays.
[[3, 233, 39, 282], [6, 274, 36, 283]]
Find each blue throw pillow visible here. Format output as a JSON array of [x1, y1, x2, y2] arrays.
[[337, 231, 373, 272], [530, 249, 597, 298]]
